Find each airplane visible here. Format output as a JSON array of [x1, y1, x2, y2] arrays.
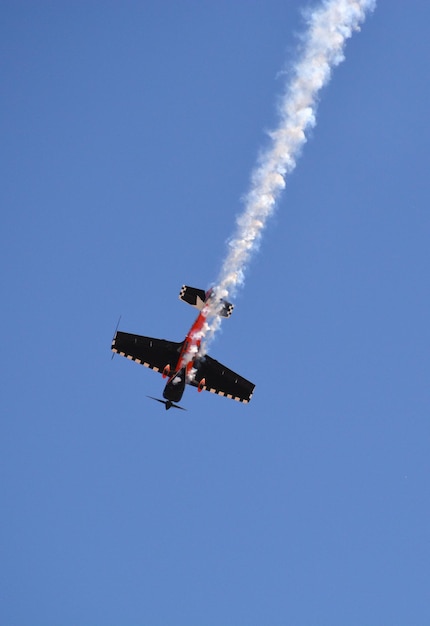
[[111, 285, 255, 410]]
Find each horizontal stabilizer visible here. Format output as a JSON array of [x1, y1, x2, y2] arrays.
[[218, 301, 234, 318], [179, 285, 207, 310], [179, 285, 234, 317]]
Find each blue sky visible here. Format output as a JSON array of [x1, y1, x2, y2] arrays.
[[1, 1, 429, 624]]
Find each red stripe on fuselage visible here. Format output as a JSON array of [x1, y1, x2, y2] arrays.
[[174, 288, 214, 377], [174, 306, 208, 377]]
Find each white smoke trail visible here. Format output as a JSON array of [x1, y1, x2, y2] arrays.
[[199, 0, 375, 355]]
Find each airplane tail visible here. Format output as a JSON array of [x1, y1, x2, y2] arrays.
[[179, 285, 234, 318]]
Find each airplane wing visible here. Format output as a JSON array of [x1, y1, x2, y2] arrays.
[[190, 355, 255, 404], [112, 331, 183, 373]]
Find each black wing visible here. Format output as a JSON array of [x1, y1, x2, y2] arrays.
[[112, 331, 183, 373], [190, 355, 255, 404]]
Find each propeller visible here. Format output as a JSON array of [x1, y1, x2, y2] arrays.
[[111, 315, 122, 359], [146, 396, 187, 411]]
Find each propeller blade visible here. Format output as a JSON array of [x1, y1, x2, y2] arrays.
[[111, 315, 122, 359], [146, 396, 187, 411]]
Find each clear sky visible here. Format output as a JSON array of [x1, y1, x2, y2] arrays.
[[1, 2, 429, 625]]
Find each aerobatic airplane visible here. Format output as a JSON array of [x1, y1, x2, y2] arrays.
[[111, 285, 255, 410]]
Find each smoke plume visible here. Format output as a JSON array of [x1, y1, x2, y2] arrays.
[[200, 0, 375, 354]]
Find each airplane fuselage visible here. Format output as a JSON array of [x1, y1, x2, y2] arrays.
[[162, 294, 210, 404]]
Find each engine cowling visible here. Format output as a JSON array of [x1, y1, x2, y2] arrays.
[[197, 378, 206, 393]]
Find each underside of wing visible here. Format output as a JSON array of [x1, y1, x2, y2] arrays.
[[112, 331, 183, 373], [190, 355, 255, 404]]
